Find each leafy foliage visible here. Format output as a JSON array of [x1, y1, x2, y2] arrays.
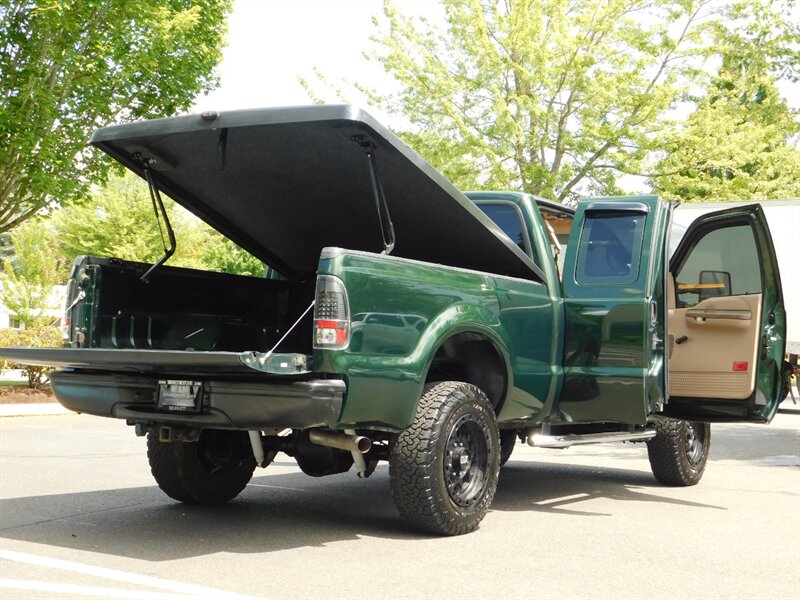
[[351, 0, 719, 202], [396, 130, 484, 191], [651, 1, 800, 201], [0, 326, 62, 388], [0, 219, 69, 327], [200, 236, 266, 278], [651, 75, 800, 201], [51, 172, 264, 276], [0, 0, 233, 233], [51, 173, 208, 269], [313, 0, 799, 203]]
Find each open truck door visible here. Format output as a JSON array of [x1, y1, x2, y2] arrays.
[[559, 196, 671, 425], [663, 204, 786, 422]]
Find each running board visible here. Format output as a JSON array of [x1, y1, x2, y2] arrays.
[[528, 429, 656, 449]]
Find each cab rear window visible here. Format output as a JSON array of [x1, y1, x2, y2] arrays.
[[477, 203, 530, 255]]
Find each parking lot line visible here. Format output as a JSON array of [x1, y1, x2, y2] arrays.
[[1, 578, 202, 600], [0, 550, 263, 600]]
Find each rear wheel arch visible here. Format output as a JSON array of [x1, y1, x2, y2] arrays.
[[423, 329, 510, 414]]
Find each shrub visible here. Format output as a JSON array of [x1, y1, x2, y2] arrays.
[[0, 326, 61, 388]]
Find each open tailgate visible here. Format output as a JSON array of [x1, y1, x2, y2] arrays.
[[0, 347, 306, 376]]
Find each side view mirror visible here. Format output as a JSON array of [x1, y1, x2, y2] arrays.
[[698, 270, 731, 300]]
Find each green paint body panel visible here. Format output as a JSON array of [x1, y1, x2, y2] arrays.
[[4, 192, 785, 432], [314, 246, 555, 430], [0, 107, 786, 450], [1, 196, 786, 432], [559, 196, 671, 425]]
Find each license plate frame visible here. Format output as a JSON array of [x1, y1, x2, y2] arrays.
[[156, 380, 202, 412]]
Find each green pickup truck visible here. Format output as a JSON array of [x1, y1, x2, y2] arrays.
[[3, 106, 787, 536]]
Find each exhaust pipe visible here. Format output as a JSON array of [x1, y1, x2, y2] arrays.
[[309, 429, 371, 454]]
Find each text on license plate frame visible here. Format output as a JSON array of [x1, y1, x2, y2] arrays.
[[157, 380, 202, 412]]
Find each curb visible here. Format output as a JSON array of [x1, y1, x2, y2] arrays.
[[0, 403, 72, 418]]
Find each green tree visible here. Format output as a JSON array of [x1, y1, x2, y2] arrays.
[[0, 0, 233, 233], [200, 236, 266, 278], [52, 172, 206, 269], [397, 130, 485, 191], [315, 0, 798, 203], [651, 74, 800, 201], [52, 172, 264, 276], [0, 326, 61, 387], [344, 0, 720, 202], [651, 2, 800, 201], [0, 218, 69, 327]]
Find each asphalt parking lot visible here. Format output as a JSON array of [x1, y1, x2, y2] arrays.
[[1, 406, 798, 600]]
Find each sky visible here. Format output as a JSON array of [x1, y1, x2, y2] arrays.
[[193, 0, 800, 179], [192, 0, 426, 126]]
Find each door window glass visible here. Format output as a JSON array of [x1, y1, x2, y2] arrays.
[[575, 212, 645, 285], [674, 223, 761, 308]]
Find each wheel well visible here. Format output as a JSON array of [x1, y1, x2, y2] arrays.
[[425, 332, 507, 412]]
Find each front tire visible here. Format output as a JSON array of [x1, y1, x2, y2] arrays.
[[499, 429, 517, 466], [389, 382, 500, 536], [647, 419, 710, 486], [147, 429, 256, 505]]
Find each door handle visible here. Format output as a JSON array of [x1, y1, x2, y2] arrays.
[[685, 308, 752, 321]]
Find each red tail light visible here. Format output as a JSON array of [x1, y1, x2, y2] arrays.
[[313, 276, 350, 349]]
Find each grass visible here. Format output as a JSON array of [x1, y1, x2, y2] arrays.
[[0, 380, 27, 387]]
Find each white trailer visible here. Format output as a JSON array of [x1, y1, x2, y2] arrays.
[[670, 199, 800, 364]]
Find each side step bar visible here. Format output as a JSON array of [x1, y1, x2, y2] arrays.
[[528, 429, 656, 449]]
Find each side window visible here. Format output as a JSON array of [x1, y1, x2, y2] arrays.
[[477, 203, 533, 258], [674, 223, 761, 308], [575, 211, 646, 285]]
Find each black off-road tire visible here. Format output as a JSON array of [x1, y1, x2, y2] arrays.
[[499, 429, 517, 466], [389, 381, 500, 536], [647, 419, 710, 486], [147, 429, 256, 505]]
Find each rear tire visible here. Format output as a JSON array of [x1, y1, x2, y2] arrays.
[[647, 419, 710, 486], [389, 382, 500, 536], [147, 429, 256, 505]]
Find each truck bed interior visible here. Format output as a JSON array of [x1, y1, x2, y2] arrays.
[[72, 258, 315, 355]]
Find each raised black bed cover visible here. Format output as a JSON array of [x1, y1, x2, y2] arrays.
[[90, 105, 543, 281]]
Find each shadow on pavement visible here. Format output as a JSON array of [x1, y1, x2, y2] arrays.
[[493, 461, 724, 516], [2, 414, 795, 560], [0, 468, 405, 561], [0, 457, 724, 560]]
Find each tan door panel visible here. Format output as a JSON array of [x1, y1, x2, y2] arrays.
[[668, 294, 762, 399]]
